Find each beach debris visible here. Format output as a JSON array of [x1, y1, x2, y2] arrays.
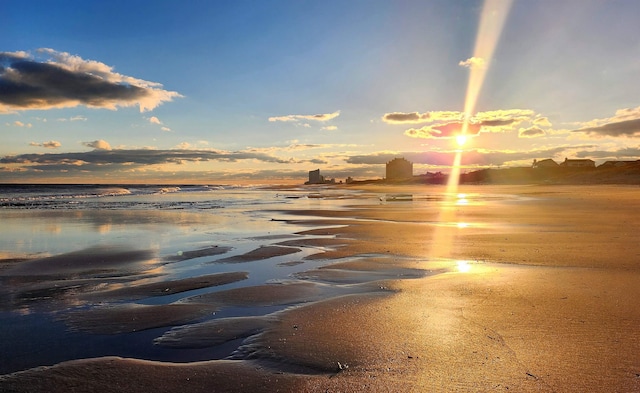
[[337, 362, 349, 371]]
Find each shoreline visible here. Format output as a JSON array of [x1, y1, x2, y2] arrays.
[[2, 185, 640, 392]]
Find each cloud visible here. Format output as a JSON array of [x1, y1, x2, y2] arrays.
[[0, 148, 307, 172], [0, 49, 183, 113], [574, 146, 640, 160], [268, 110, 340, 123], [148, 116, 162, 125], [519, 126, 546, 138], [13, 120, 32, 127], [161, 126, 172, 132], [459, 56, 486, 70], [321, 125, 338, 131], [57, 115, 87, 122], [390, 108, 538, 139], [345, 146, 569, 168], [578, 118, 640, 137], [381, 111, 462, 125], [82, 140, 112, 150], [533, 116, 552, 127], [29, 140, 61, 149], [404, 122, 482, 139]]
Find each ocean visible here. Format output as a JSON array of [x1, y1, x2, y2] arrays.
[[0, 183, 371, 374]]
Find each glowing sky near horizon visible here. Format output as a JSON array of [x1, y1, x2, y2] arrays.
[[2, 0, 640, 183]]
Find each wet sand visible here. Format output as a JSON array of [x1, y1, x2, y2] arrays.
[[2, 185, 640, 392]]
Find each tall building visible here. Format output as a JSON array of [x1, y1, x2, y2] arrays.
[[386, 158, 413, 180], [307, 169, 324, 184]]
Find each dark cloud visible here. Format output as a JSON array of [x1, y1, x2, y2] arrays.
[[480, 119, 516, 127], [0, 49, 182, 113], [574, 118, 640, 137], [0, 148, 297, 169], [575, 147, 640, 159], [519, 126, 546, 138], [382, 112, 423, 123]]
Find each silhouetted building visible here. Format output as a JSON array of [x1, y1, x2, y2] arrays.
[[532, 158, 559, 168], [386, 158, 413, 180], [560, 158, 595, 168], [307, 169, 324, 184]]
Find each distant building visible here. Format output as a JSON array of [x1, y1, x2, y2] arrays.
[[307, 169, 324, 184], [306, 169, 336, 185], [560, 158, 595, 168], [598, 160, 640, 168], [386, 158, 413, 180], [532, 158, 559, 168]]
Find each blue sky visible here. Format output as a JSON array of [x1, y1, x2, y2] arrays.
[[2, 0, 640, 183]]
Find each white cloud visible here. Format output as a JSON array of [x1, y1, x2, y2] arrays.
[[149, 116, 162, 125], [29, 140, 61, 148], [82, 139, 112, 150], [322, 125, 338, 131], [459, 56, 486, 70], [13, 120, 32, 127]]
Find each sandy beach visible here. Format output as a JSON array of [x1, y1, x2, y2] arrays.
[[1, 184, 640, 392]]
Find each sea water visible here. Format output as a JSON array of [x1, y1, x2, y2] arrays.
[[0, 184, 368, 374]]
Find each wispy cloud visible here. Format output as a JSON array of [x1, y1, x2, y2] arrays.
[[268, 110, 340, 123], [321, 125, 338, 131], [148, 116, 162, 125], [0, 49, 183, 113], [29, 140, 61, 149], [57, 115, 87, 122], [381, 111, 462, 125], [12, 120, 32, 127]]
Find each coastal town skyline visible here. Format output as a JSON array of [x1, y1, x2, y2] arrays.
[[2, 0, 640, 184]]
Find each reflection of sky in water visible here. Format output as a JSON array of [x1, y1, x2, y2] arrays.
[[0, 190, 342, 258]]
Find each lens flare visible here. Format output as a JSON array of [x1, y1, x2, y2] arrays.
[[429, 0, 512, 261]]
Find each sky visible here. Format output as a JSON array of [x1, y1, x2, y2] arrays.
[[2, 0, 640, 184]]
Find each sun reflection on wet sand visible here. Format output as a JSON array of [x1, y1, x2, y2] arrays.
[[429, 0, 513, 266], [456, 260, 473, 273]]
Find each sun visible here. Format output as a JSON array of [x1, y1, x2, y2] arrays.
[[455, 134, 468, 147]]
